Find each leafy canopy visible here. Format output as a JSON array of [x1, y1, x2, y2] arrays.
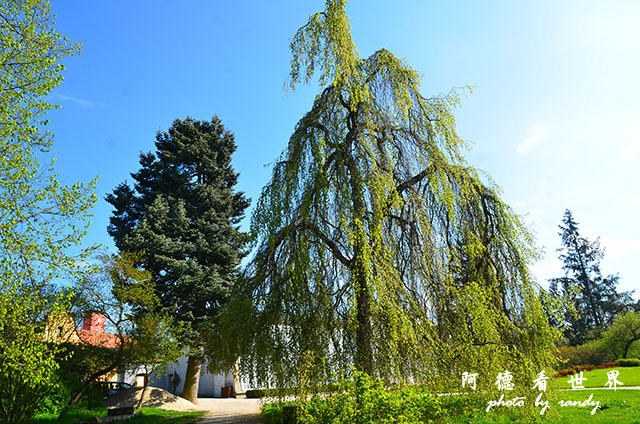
[[215, 0, 559, 397], [595, 312, 640, 360], [57, 252, 182, 415], [0, 1, 96, 422]]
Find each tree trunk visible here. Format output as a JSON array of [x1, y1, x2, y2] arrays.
[[232, 361, 243, 396], [181, 355, 201, 404], [344, 121, 373, 376], [572, 236, 602, 328], [622, 335, 639, 359], [355, 271, 373, 375], [136, 374, 149, 411]]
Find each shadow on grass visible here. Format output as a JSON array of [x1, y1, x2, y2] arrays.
[[33, 407, 206, 424]]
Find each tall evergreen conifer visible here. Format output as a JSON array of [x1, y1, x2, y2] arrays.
[[549, 210, 634, 345], [106, 117, 249, 403]]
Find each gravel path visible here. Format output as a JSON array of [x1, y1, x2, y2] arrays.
[[558, 386, 640, 390], [195, 399, 263, 424]]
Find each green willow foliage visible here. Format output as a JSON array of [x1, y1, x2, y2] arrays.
[[215, 0, 560, 399]]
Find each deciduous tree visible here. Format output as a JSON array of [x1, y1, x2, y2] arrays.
[[589, 312, 640, 360], [212, 0, 558, 395], [0, 1, 95, 422], [130, 312, 183, 411], [59, 252, 181, 416]]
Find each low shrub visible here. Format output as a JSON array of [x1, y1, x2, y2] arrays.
[[617, 358, 640, 367], [576, 364, 595, 372], [246, 389, 267, 398], [36, 366, 104, 416], [247, 384, 341, 398], [555, 369, 575, 377], [554, 362, 618, 377], [247, 388, 304, 399], [293, 372, 487, 424], [597, 362, 621, 369]]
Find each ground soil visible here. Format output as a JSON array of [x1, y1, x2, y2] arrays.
[[104, 387, 264, 422], [104, 387, 204, 411]]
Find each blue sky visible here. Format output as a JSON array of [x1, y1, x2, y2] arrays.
[[47, 1, 639, 297]]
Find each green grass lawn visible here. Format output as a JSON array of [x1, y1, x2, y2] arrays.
[[554, 366, 640, 389], [33, 407, 207, 424], [457, 390, 640, 423], [552, 389, 640, 423], [33, 408, 106, 424], [263, 389, 640, 424]]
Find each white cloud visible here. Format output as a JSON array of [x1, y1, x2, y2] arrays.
[[529, 259, 563, 285], [614, 194, 640, 211], [600, 237, 640, 261], [625, 195, 640, 206], [51, 93, 102, 108], [516, 124, 549, 156], [621, 121, 640, 160], [527, 208, 550, 222]]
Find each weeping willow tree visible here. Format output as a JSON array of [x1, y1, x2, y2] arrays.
[[211, 0, 559, 393]]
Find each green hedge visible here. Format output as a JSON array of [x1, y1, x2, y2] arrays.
[[246, 384, 340, 399], [246, 388, 297, 398], [617, 358, 640, 367]]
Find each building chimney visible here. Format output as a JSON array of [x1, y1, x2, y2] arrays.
[[82, 312, 106, 333]]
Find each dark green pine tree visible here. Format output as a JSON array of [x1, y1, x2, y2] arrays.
[[549, 209, 634, 345], [106, 117, 249, 403]]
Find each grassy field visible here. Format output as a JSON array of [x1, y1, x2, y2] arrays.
[[553, 366, 640, 389], [33, 407, 207, 424]]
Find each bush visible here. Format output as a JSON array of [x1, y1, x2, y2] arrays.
[[554, 344, 612, 368], [246, 389, 265, 399], [36, 367, 104, 416], [555, 369, 575, 377], [617, 358, 640, 367], [246, 388, 299, 399], [247, 384, 340, 399], [553, 362, 619, 377], [291, 372, 487, 424], [596, 362, 620, 369]]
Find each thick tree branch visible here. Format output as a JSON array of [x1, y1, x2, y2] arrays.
[[396, 167, 433, 195], [301, 219, 352, 268]]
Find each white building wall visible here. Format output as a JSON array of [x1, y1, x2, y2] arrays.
[[148, 355, 236, 397], [118, 367, 146, 386]]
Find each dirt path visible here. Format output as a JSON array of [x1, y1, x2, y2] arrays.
[[195, 399, 263, 424], [558, 386, 640, 390]]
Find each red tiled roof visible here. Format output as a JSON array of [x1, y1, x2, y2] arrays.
[[76, 329, 123, 349]]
